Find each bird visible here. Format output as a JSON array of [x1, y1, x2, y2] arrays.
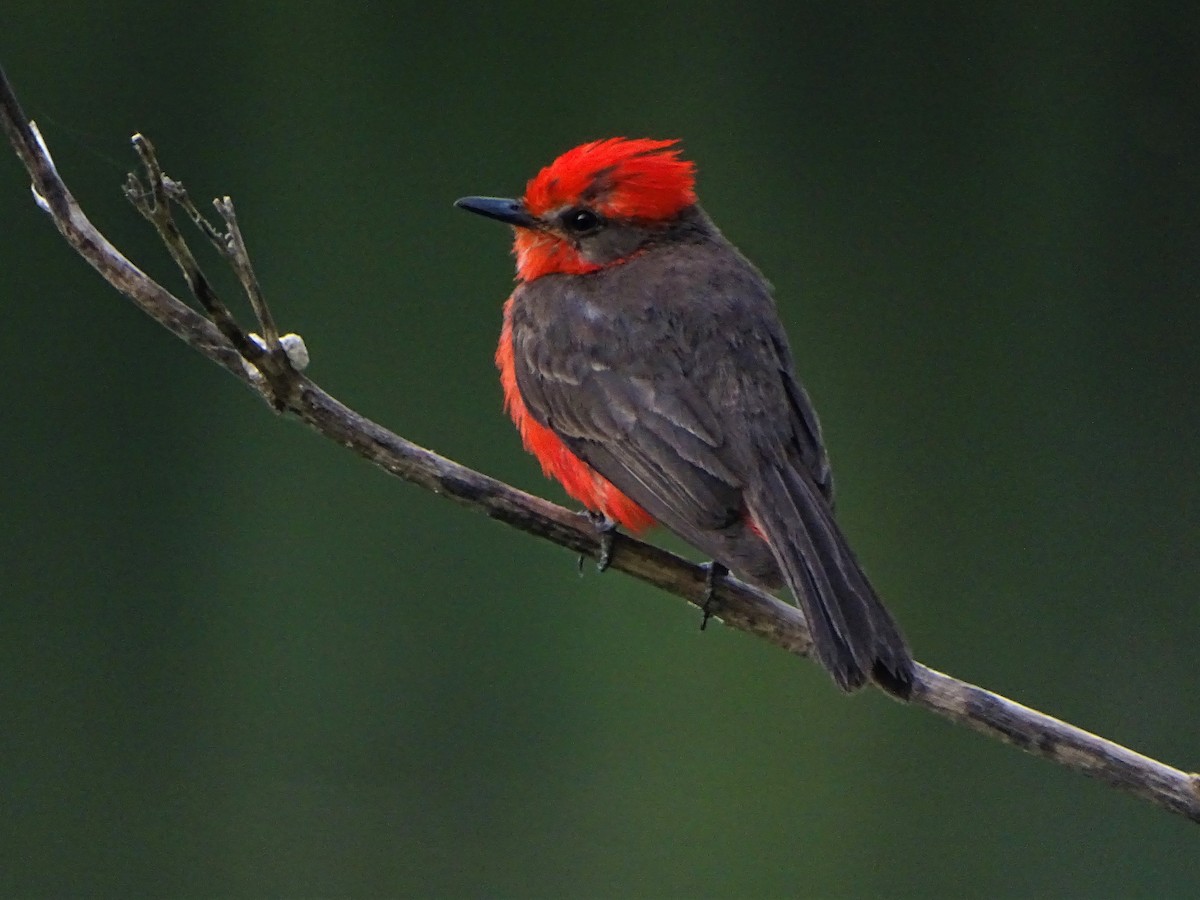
[[455, 138, 914, 697]]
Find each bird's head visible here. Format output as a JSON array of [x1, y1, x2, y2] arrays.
[[456, 137, 697, 281]]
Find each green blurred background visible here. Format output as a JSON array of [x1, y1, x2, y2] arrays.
[[3, 3, 1199, 896]]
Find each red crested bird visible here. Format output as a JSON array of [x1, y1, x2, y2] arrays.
[[456, 138, 914, 696]]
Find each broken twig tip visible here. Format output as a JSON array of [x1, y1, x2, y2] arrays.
[[30, 183, 50, 213]]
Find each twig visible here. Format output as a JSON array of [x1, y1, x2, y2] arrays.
[[2, 64, 1197, 825]]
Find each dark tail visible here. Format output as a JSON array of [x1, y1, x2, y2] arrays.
[[748, 464, 914, 697]]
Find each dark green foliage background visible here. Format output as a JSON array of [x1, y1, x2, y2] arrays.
[[3, 4, 1199, 896]]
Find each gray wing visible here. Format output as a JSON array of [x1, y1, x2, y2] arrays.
[[509, 248, 912, 695], [507, 260, 830, 580]]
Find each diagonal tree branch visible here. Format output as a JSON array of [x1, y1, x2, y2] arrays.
[[3, 64, 1197, 825]]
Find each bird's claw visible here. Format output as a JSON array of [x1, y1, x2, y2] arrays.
[[699, 561, 728, 631], [578, 511, 618, 573], [595, 517, 617, 573]]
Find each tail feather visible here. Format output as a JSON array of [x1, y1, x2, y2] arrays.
[[749, 465, 914, 697]]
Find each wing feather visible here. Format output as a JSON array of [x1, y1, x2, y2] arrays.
[[507, 244, 824, 553], [504, 224, 910, 694]]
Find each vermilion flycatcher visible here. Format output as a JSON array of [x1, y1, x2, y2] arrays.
[[457, 138, 913, 696]]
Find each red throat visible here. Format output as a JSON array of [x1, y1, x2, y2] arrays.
[[513, 229, 602, 281]]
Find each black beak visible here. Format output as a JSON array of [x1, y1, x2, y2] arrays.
[[454, 195, 537, 228]]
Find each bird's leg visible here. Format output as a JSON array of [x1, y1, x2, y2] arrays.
[[699, 561, 729, 631], [578, 510, 618, 573]]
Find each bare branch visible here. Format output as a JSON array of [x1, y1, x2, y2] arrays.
[[126, 134, 260, 363], [213, 195, 279, 348], [3, 64, 1197, 825]]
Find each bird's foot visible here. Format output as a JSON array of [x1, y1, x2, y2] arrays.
[[577, 510, 618, 574], [698, 561, 728, 631]]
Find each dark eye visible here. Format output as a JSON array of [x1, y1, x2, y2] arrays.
[[562, 207, 603, 234]]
